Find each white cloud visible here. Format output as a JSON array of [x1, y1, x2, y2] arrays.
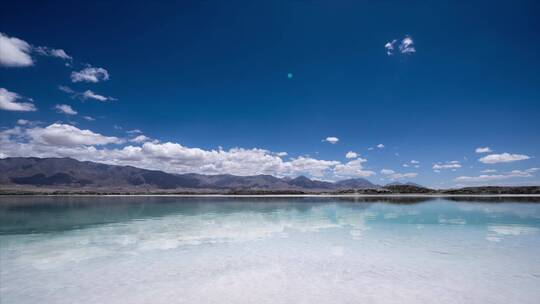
[[475, 147, 492, 154], [377, 143, 385, 149], [83, 90, 112, 102], [83, 116, 95, 121], [276, 152, 288, 157], [455, 169, 537, 183], [71, 66, 110, 83], [0, 33, 72, 67], [0, 123, 379, 180], [59, 86, 116, 102], [385, 36, 415, 56], [323, 137, 339, 144], [404, 160, 420, 168], [34, 46, 72, 60], [17, 119, 29, 125], [481, 169, 497, 173], [130, 135, 151, 143], [25, 123, 123, 147], [380, 169, 395, 175], [288, 156, 341, 178], [433, 160, 461, 170], [380, 168, 417, 180], [345, 151, 358, 159], [0, 33, 33, 67], [59, 85, 75, 94], [393, 172, 418, 179], [399, 36, 416, 54], [54, 104, 77, 115], [0, 88, 37, 111], [384, 39, 397, 55], [126, 129, 142, 134], [479, 153, 530, 164], [333, 158, 375, 178]]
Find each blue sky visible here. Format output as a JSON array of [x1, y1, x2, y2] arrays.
[[1, 1, 539, 187]]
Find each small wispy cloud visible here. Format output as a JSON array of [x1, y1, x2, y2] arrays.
[[385, 35, 416, 56], [380, 168, 418, 180], [433, 160, 461, 170], [34, 46, 72, 60], [323, 137, 339, 144], [59, 86, 116, 102], [54, 104, 77, 115], [475, 147, 492, 154], [455, 168, 538, 183]]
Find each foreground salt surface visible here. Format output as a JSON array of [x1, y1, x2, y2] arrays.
[[1, 197, 540, 304]]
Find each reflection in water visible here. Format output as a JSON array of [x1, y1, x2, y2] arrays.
[[1, 196, 540, 304]]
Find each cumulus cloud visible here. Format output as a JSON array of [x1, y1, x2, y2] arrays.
[[17, 119, 29, 125], [345, 151, 358, 159], [129, 135, 151, 143], [83, 116, 95, 121], [333, 158, 375, 178], [0, 88, 37, 111], [385, 35, 415, 56], [25, 123, 123, 147], [323, 137, 339, 144], [71, 66, 109, 83], [0, 123, 378, 180], [380, 168, 417, 180], [376, 143, 385, 149], [54, 104, 77, 115], [0, 33, 72, 67], [433, 161, 461, 170], [0, 32, 33, 67], [475, 147, 492, 154], [455, 168, 538, 183], [479, 153, 530, 164]]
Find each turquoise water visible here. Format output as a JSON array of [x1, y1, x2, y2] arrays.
[[1, 196, 540, 303]]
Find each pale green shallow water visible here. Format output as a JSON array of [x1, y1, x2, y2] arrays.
[[1, 196, 540, 304]]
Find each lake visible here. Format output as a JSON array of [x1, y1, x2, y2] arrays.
[[1, 196, 540, 304]]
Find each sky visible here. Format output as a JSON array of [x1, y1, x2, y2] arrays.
[[1, 1, 539, 188]]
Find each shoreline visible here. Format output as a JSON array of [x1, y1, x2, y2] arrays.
[[2, 194, 540, 198]]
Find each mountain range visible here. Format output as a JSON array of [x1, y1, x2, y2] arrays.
[[0, 157, 378, 192]]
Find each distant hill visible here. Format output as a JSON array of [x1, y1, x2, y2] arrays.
[[336, 178, 378, 189], [0, 157, 377, 192]]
